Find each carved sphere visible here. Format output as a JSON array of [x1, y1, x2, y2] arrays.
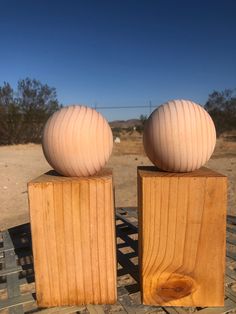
[[42, 105, 113, 176], [143, 99, 216, 172]]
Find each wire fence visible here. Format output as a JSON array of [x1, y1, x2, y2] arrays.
[[92, 102, 156, 116], [0, 104, 151, 145], [91, 104, 157, 123]]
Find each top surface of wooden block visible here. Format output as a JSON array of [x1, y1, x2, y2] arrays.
[[138, 166, 226, 178], [29, 168, 113, 185]]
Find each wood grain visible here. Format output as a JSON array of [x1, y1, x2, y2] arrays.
[[143, 100, 216, 172], [138, 166, 227, 306], [28, 170, 117, 306], [42, 105, 113, 177]]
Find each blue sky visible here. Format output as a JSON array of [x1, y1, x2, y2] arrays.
[[0, 0, 236, 120]]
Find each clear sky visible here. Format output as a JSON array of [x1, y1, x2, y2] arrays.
[[0, 0, 235, 120]]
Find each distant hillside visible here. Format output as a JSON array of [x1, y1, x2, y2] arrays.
[[109, 119, 141, 128]]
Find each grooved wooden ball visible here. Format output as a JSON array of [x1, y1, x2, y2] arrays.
[[143, 99, 216, 172], [42, 105, 113, 177]]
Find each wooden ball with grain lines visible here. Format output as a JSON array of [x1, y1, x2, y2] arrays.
[[143, 99, 216, 172], [42, 105, 113, 177]]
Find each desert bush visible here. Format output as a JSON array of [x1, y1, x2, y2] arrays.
[[135, 114, 147, 134], [205, 88, 236, 137], [136, 125, 144, 134], [111, 127, 122, 137], [0, 78, 61, 145], [140, 114, 147, 126]]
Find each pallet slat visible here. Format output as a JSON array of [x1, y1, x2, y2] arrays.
[[2, 232, 24, 314], [0, 294, 34, 311], [1, 209, 236, 313], [192, 298, 236, 314]]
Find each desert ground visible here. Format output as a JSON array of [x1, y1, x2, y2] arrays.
[[0, 134, 236, 230]]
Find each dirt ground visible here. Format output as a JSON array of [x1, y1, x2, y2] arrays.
[[0, 137, 236, 230]]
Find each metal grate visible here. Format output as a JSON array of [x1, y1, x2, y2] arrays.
[[1, 209, 236, 313]]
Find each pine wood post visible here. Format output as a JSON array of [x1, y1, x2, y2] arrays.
[[28, 169, 117, 307], [138, 166, 227, 307]]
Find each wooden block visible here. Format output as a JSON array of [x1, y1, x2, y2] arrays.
[[28, 169, 117, 307], [138, 166, 227, 307]]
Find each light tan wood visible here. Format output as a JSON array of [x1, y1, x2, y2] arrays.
[[143, 100, 216, 172], [42, 105, 113, 177], [138, 166, 227, 307], [28, 169, 117, 307]]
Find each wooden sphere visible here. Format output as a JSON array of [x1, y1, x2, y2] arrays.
[[143, 99, 216, 172], [42, 105, 113, 176]]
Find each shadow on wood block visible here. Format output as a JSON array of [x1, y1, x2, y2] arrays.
[[138, 166, 227, 307], [28, 169, 117, 307]]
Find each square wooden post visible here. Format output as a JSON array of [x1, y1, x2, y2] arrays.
[[28, 169, 117, 307], [138, 166, 227, 307]]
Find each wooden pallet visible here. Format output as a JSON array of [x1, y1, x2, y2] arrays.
[[1, 208, 236, 313]]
